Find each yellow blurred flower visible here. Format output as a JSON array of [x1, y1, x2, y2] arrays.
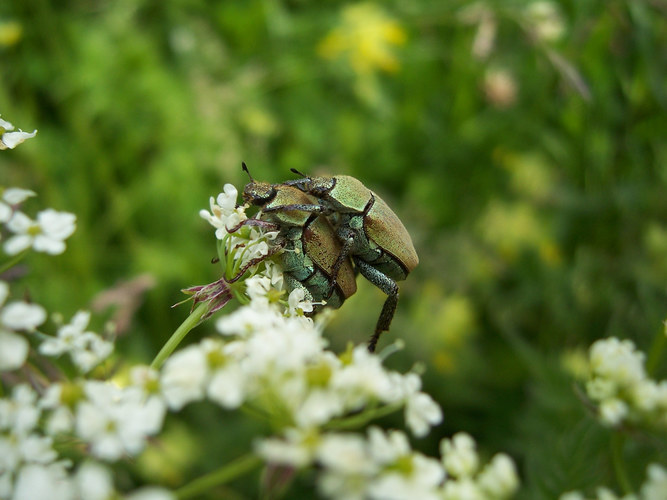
[[238, 106, 279, 137], [0, 20, 22, 47], [496, 150, 557, 202], [478, 200, 561, 265], [413, 282, 477, 374], [317, 3, 406, 76], [560, 348, 589, 381]]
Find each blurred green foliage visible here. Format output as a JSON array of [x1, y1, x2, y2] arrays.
[[1, 0, 666, 498]]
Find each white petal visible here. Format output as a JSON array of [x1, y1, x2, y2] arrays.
[[126, 487, 176, 500], [12, 464, 72, 500], [6, 211, 33, 232], [0, 202, 10, 223], [1, 301, 47, 330], [1, 130, 37, 149], [76, 462, 114, 500], [0, 117, 14, 130], [3, 234, 33, 255], [37, 209, 76, 239], [207, 367, 245, 409], [33, 235, 66, 255], [3, 188, 36, 205], [0, 330, 29, 371]]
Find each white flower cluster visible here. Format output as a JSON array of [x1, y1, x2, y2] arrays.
[[439, 433, 519, 499], [1, 187, 76, 255], [0, 116, 37, 150], [158, 299, 443, 435], [0, 281, 47, 371], [0, 384, 173, 500], [559, 463, 667, 500], [39, 311, 114, 373], [257, 429, 518, 500], [0, 287, 113, 375], [585, 337, 667, 428], [199, 183, 278, 279]]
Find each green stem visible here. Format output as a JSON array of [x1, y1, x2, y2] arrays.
[[150, 302, 211, 370], [0, 250, 27, 274], [175, 453, 263, 499], [610, 432, 633, 494], [325, 401, 403, 430], [645, 322, 665, 377]]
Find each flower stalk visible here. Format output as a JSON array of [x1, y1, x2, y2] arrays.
[[151, 302, 211, 370], [175, 453, 263, 499]]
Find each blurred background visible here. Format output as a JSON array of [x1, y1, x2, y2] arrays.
[[1, 1, 666, 498]]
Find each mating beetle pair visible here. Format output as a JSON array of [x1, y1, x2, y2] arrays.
[[236, 164, 419, 352]]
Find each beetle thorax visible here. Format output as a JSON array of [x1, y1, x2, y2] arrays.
[[243, 181, 275, 206]]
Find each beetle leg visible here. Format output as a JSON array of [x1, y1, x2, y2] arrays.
[[327, 232, 355, 297], [353, 258, 399, 352], [261, 203, 329, 215], [227, 243, 284, 283], [227, 218, 280, 234]]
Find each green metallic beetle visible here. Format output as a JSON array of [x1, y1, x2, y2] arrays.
[[283, 171, 419, 351], [234, 165, 357, 313]]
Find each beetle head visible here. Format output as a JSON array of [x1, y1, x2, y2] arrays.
[[241, 162, 276, 206]]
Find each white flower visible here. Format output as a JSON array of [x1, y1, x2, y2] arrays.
[[126, 487, 177, 500], [75, 461, 114, 500], [0, 330, 29, 371], [367, 428, 444, 500], [216, 300, 285, 338], [0, 188, 35, 223], [330, 346, 396, 407], [0, 384, 41, 435], [641, 463, 667, 500], [75, 381, 166, 461], [12, 463, 72, 500], [294, 388, 344, 428], [367, 427, 411, 465], [39, 311, 113, 373], [1, 301, 47, 331], [589, 338, 645, 388], [264, 260, 284, 291], [202, 338, 246, 409], [255, 428, 319, 468], [244, 275, 274, 305], [405, 391, 442, 438], [287, 287, 314, 316], [586, 377, 616, 401], [524, 1, 565, 42], [160, 344, 208, 410], [441, 433, 479, 478], [316, 433, 377, 500], [0, 117, 38, 150], [199, 184, 246, 237], [477, 453, 519, 498], [4, 209, 76, 255], [441, 478, 484, 500], [598, 398, 628, 427], [18, 434, 58, 464], [370, 453, 444, 500], [316, 433, 377, 476]]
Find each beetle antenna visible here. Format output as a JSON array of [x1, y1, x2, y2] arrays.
[[290, 168, 309, 178], [242, 162, 253, 181]]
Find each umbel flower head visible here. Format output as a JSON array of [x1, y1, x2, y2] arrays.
[[184, 183, 281, 316], [0, 116, 37, 150]]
